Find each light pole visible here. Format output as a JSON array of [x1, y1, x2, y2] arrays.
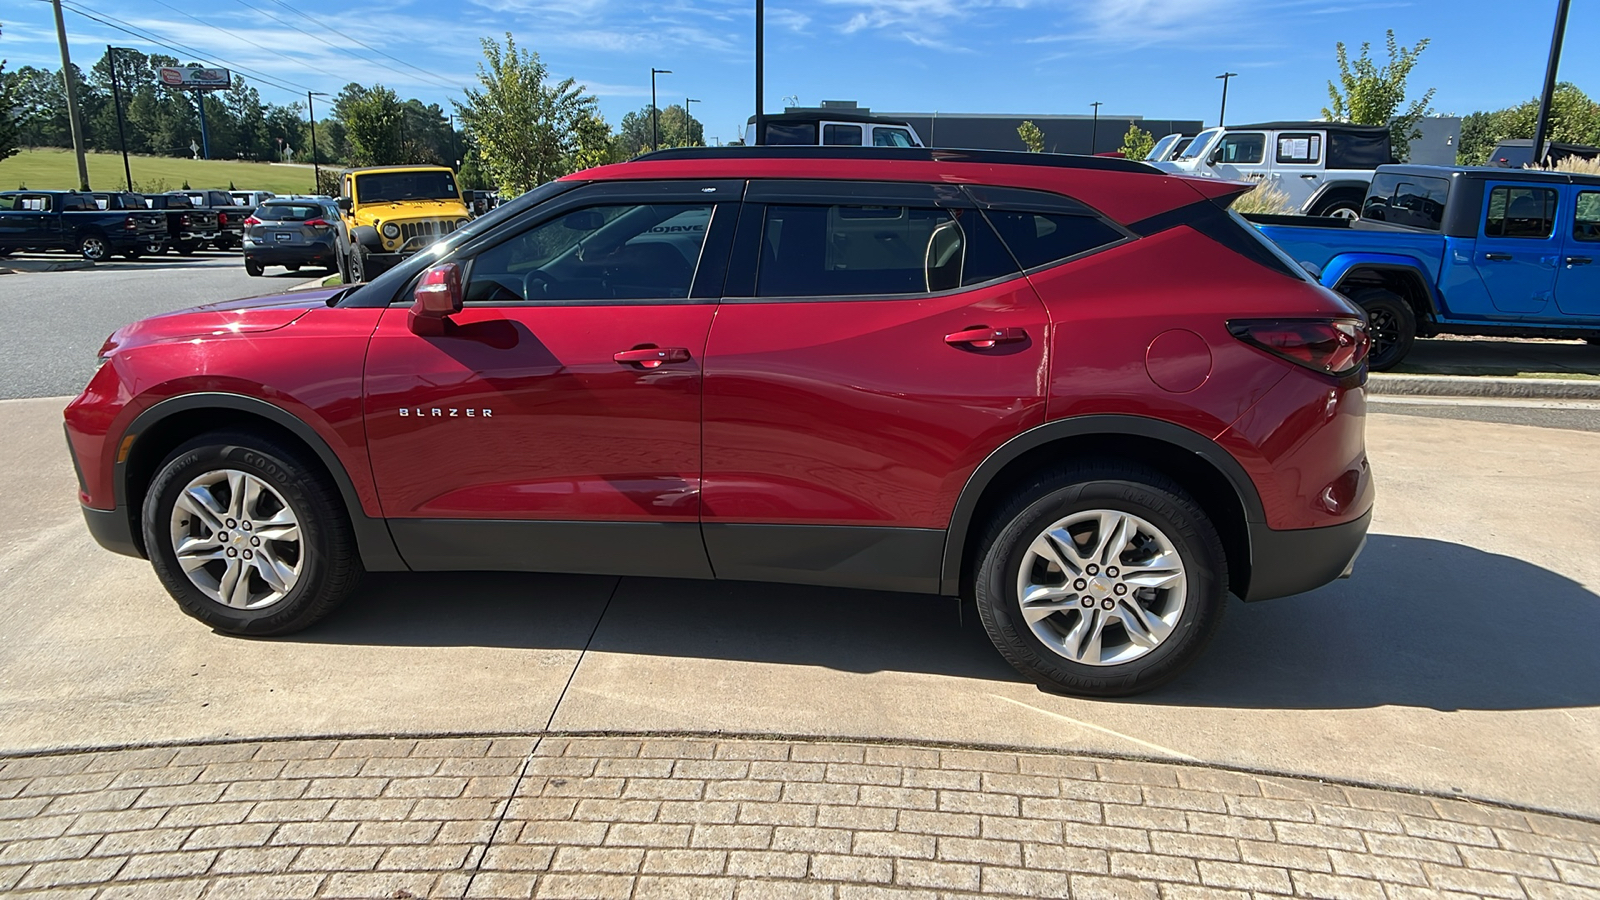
[[447, 113, 460, 170], [108, 46, 134, 191], [651, 68, 672, 150], [307, 91, 328, 191], [1089, 101, 1102, 154], [685, 98, 700, 146], [1216, 72, 1238, 127], [1532, 0, 1572, 166], [755, 0, 765, 145]]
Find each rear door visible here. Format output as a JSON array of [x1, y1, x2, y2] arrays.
[[1268, 130, 1324, 212], [1556, 185, 1600, 317], [1475, 182, 1560, 314], [699, 180, 1046, 592]]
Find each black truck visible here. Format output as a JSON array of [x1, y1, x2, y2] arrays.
[[175, 190, 245, 250], [0, 191, 168, 261], [130, 193, 221, 255]]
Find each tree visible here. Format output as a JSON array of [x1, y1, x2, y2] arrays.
[[1017, 120, 1043, 153], [1459, 83, 1600, 165], [0, 23, 18, 162], [342, 85, 403, 166], [1323, 30, 1435, 161], [612, 104, 703, 157], [1119, 124, 1155, 161], [455, 33, 609, 195]]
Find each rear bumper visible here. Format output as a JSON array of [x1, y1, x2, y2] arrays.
[[244, 244, 338, 266], [1243, 507, 1371, 601], [81, 504, 144, 559]]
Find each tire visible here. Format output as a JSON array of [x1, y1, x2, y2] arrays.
[[244, 259, 264, 277], [123, 247, 143, 260], [1350, 288, 1416, 371], [141, 431, 362, 635], [1586, 338, 1600, 347], [78, 232, 110, 262], [285, 264, 300, 272], [1313, 196, 1362, 220], [176, 242, 197, 257], [972, 462, 1228, 697], [349, 246, 367, 283]]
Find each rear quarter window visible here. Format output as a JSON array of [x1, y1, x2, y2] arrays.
[[1362, 174, 1450, 231], [982, 211, 1125, 270]]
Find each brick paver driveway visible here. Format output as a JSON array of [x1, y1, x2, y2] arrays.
[[3, 735, 1596, 899]]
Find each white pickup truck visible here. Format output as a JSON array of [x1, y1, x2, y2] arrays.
[[1153, 121, 1393, 219]]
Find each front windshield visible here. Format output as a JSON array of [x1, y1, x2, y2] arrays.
[[1177, 129, 1221, 161], [355, 171, 459, 203], [1147, 134, 1181, 161]]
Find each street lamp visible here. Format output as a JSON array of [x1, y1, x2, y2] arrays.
[[651, 68, 672, 150], [448, 113, 460, 170], [307, 91, 328, 192], [685, 98, 700, 146], [1089, 101, 1102, 155], [1216, 72, 1238, 127], [1532, 0, 1572, 165]]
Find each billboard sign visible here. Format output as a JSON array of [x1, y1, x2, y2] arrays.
[[158, 67, 232, 90]]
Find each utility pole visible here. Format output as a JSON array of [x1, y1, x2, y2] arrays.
[[651, 68, 671, 150], [1089, 101, 1102, 154], [754, 0, 765, 145], [1216, 72, 1238, 128], [308, 92, 328, 191], [51, 0, 91, 190], [447, 113, 460, 170], [108, 46, 133, 191], [1532, 0, 1572, 166]]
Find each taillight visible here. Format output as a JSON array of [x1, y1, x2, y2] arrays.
[[122, 216, 137, 230], [180, 214, 191, 227], [243, 216, 261, 226], [1228, 319, 1369, 377], [217, 211, 228, 226], [303, 218, 329, 228]]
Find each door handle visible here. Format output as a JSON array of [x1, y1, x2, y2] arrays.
[[945, 326, 1027, 349], [1483, 252, 1514, 261], [614, 346, 691, 368], [1566, 256, 1593, 266], [1300, 174, 1319, 180]]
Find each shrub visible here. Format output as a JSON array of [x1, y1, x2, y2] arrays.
[[1543, 155, 1600, 176], [1017, 121, 1044, 153], [1229, 182, 1297, 215]]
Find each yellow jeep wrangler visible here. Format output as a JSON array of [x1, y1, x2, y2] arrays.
[[336, 165, 471, 281]]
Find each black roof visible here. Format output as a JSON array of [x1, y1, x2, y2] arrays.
[[1230, 121, 1391, 134], [1376, 163, 1600, 187], [633, 145, 1158, 174], [745, 111, 913, 126]]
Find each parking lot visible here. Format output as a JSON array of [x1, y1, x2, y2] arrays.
[[2, 261, 1598, 827]]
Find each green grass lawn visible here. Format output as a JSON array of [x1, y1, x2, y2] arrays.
[[0, 148, 321, 194]]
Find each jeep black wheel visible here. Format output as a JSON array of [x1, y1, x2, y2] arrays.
[[349, 246, 367, 283], [1350, 288, 1416, 371], [972, 462, 1228, 697], [142, 431, 362, 635]]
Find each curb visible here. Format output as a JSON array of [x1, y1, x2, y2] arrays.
[[1368, 372, 1600, 400], [0, 258, 96, 274]]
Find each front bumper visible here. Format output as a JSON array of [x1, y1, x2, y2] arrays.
[[1243, 507, 1371, 601], [81, 504, 143, 559]]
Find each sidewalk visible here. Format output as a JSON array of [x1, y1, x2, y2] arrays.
[[3, 734, 1596, 900]]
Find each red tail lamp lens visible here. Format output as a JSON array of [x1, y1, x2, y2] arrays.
[[1228, 319, 1369, 376], [243, 216, 261, 226]]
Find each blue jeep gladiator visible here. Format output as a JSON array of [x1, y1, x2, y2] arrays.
[[1252, 165, 1600, 369]]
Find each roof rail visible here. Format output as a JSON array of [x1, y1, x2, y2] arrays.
[[630, 146, 1158, 174]]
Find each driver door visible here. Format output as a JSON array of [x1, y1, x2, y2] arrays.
[[362, 180, 741, 576]]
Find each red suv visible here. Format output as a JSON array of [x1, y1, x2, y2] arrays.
[[65, 148, 1373, 696]]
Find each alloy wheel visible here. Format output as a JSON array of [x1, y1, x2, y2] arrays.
[[1367, 307, 1399, 365], [168, 469, 303, 609], [1016, 509, 1188, 666], [80, 236, 108, 261]]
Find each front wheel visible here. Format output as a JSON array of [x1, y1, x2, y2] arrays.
[[142, 432, 362, 635], [972, 463, 1228, 697], [348, 246, 367, 283], [1350, 288, 1416, 371], [78, 232, 110, 261]]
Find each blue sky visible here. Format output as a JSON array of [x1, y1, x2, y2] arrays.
[[4, 0, 1598, 146]]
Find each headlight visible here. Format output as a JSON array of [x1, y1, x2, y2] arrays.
[[456, 218, 469, 228], [381, 222, 400, 239]]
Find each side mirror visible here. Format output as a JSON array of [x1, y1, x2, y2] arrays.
[[336, 197, 352, 213], [1207, 147, 1224, 166], [409, 263, 463, 336]]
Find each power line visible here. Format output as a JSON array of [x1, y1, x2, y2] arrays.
[[256, 0, 463, 92], [54, 0, 316, 97]]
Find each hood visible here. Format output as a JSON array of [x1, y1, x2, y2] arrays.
[[101, 287, 342, 354]]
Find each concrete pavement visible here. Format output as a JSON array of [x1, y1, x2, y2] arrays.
[[3, 397, 1598, 825]]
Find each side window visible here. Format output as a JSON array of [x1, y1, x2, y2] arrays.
[[766, 123, 817, 145], [1275, 133, 1323, 165], [823, 124, 863, 146], [1574, 191, 1600, 242], [463, 203, 713, 304], [982, 210, 1125, 270], [873, 127, 916, 148], [1215, 133, 1266, 165], [755, 204, 1017, 298], [1485, 186, 1557, 238]]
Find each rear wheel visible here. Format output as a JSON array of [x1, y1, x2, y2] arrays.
[[141, 431, 362, 635], [1350, 288, 1416, 371], [285, 263, 300, 272], [1313, 194, 1363, 220], [176, 241, 197, 256], [972, 462, 1228, 697], [78, 232, 110, 262], [244, 259, 264, 277], [123, 247, 143, 260]]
